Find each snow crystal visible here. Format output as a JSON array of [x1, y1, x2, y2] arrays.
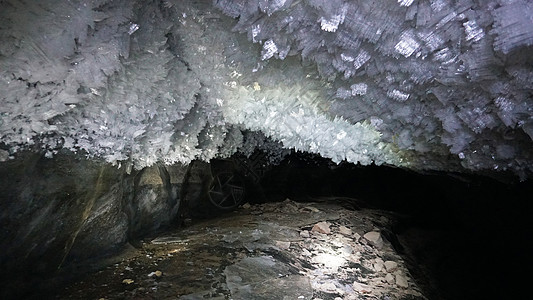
[[436, 11, 458, 29], [259, 0, 288, 16], [387, 90, 410, 102], [495, 97, 513, 113], [252, 24, 261, 43], [350, 83, 367, 96], [128, 23, 140, 35], [353, 50, 371, 70], [320, 15, 343, 32], [335, 88, 352, 99], [395, 31, 419, 58], [397, 0, 414, 7], [262, 39, 278, 60], [463, 20, 484, 42], [341, 53, 354, 62], [2, 0, 533, 177], [491, 0, 533, 53], [430, 0, 447, 12]]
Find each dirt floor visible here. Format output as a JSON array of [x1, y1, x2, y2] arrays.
[[54, 198, 427, 300]]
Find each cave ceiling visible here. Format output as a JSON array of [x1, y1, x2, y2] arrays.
[[1, 0, 533, 177]]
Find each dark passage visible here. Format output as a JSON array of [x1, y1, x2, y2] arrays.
[[256, 153, 533, 299]]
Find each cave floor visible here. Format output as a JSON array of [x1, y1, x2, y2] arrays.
[[56, 199, 426, 300]]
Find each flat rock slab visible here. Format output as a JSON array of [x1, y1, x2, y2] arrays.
[[224, 256, 313, 300]]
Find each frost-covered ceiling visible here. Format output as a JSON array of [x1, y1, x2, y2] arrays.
[[1, 0, 533, 177]]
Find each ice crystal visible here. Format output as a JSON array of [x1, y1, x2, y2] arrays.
[[212, 0, 533, 176], [1, 0, 533, 177], [351, 83, 368, 96]]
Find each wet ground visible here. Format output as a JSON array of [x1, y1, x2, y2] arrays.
[[55, 198, 426, 300]]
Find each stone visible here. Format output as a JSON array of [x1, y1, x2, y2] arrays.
[[363, 231, 383, 248], [340, 244, 353, 256], [339, 225, 352, 236], [312, 253, 346, 271], [302, 206, 320, 213], [312, 221, 331, 234], [0, 149, 9, 162], [385, 273, 395, 284], [275, 240, 291, 250], [242, 203, 251, 209], [352, 281, 372, 294], [148, 270, 162, 277], [373, 258, 384, 272], [318, 282, 337, 293], [224, 256, 313, 300], [396, 274, 409, 288], [300, 230, 310, 238], [384, 261, 398, 272]]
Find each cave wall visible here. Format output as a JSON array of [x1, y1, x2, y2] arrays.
[[0, 151, 185, 297]]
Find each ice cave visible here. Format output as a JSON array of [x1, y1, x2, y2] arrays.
[[1, 0, 532, 299]]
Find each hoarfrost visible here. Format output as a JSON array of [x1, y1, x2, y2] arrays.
[[395, 31, 419, 58], [212, 0, 533, 175], [397, 0, 414, 7], [1, 0, 533, 177], [387, 90, 410, 102], [319, 6, 347, 33], [261, 39, 278, 60], [351, 83, 367, 96], [353, 50, 371, 70], [463, 20, 484, 42]]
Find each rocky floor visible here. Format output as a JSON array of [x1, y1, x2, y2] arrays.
[[54, 198, 427, 300]]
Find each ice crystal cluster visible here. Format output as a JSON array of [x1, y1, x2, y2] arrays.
[[216, 0, 533, 176], [1, 0, 533, 176]]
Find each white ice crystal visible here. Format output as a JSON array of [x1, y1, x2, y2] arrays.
[[397, 0, 414, 7], [387, 90, 410, 102], [491, 0, 533, 53], [261, 39, 278, 60], [220, 72, 404, 166], [320, 15, 343, 32], [350, 83, 367, 96], [252, 24, 261, 43], [128, 23, 140, 35], [341, 53, 354, 62], [353, 50, 371, 70], [319, 4, 346, 32], [463, 20, 484, 42], [2, 0, 533, 177], [395, 31, 419, 58]]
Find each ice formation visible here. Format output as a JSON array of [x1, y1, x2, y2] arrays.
[[1, 0, 533, 177]]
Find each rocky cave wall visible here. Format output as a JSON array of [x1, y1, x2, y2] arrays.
[[0, 152, 186, 293]]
